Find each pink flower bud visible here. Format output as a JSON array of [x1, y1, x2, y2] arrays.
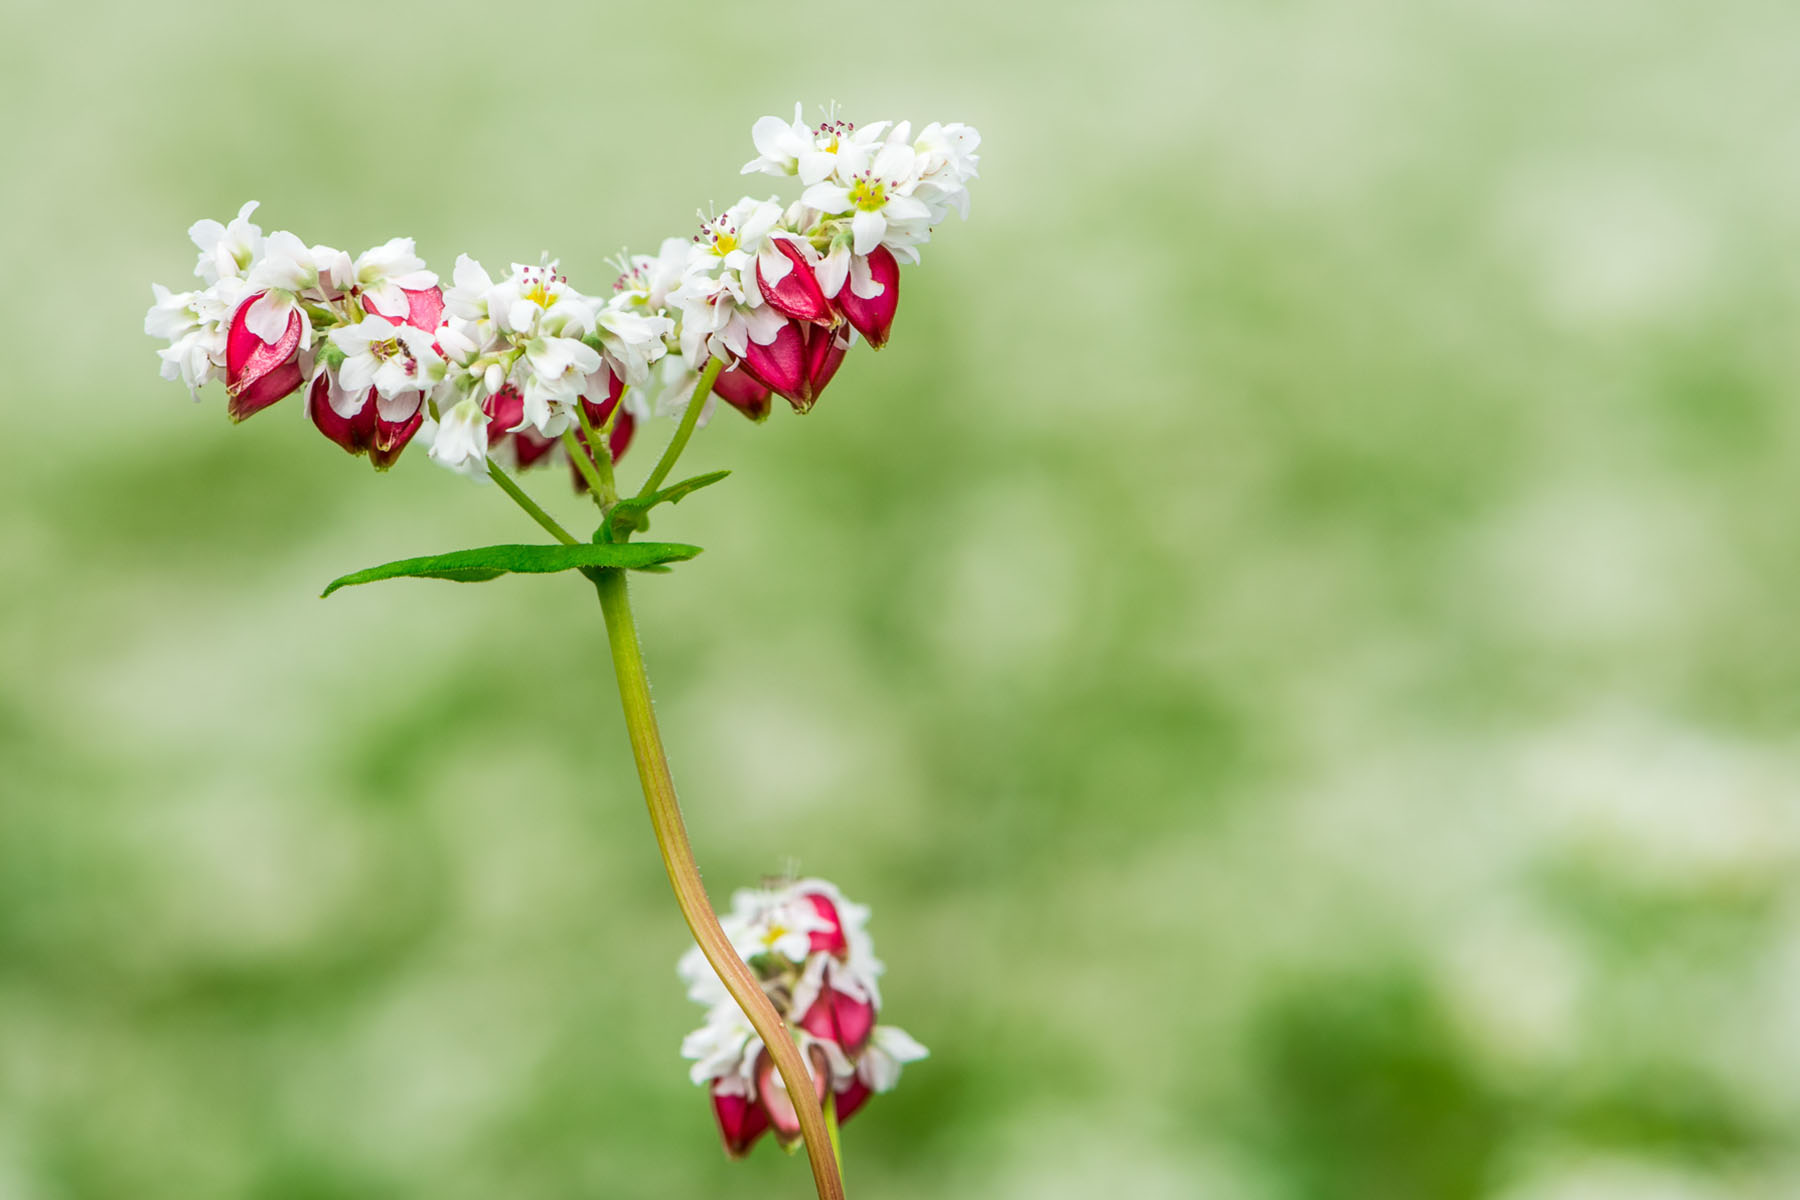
[[400, 286, 443, 332], [225, 293, 305, 421], [484, 387, 559, 469], [712, 363, 772, 421], [801, 325, 851, 407], [832, 246, 900, 350], [756, 239, 832, 325], [740, 320, 807, 408], [308, 373, 424, 470], [754, 1044, 833, 1146], [369, 396, 424, 471], [799, 983, 875, 1055], [308, 372, 375, 457], [802, 889, 849, 957], [711, 1087, 771, 1159]]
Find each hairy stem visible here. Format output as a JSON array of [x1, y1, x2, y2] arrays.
[[592, 566, 846, 1200], [561, 430, 611, 511], [574, 395, 621, 510], [636, 358, 724, 500]]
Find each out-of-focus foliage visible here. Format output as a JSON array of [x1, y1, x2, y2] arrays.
[[3, 1, 1798, 1197]]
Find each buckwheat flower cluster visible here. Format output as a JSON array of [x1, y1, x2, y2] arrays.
[[143, 201, 448, 468], [678, 879, 927, 1157], [426, 256, 672, 480], [145, 104, 980, 482]]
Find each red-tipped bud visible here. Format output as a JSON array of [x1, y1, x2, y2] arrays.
[[757, 239, 832, 325], [833, 246, 900, 350], [802, 325, 851, 405], [712, 363, 773, 421], [799, 985, 876, 1055], [741, 321, 808, 408], [710, 1087, 771, 1159], [309, 373, 424, 470], [308, 373, 376, 457], [803, 890, 849, 956], [369, 393, 424, 471], [225, 293, 305, 421]]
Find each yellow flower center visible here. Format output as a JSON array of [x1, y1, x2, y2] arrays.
[[711, 231, 739, 256], [524, 280, 554, 308], [849, 178, 886, 212]]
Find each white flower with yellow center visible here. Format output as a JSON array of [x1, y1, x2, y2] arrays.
[[800, 143, 933, 257], [330, 314, 442, 401]]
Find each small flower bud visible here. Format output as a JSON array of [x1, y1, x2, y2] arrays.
[[832, 246, 900, 350], [225, 292, 305, 421], [756, 239, 833, 325], [740, 320, 808, 409], [712, 362, 773, 421]]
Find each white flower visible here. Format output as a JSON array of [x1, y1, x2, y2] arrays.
[[354, 237, 437, 320], [912, 121, 982, 220], [743, 106, 890, 188], [614, 237, 696, 316], [330, 315, 442, 401], [801, 143, 934, 257], [424, 397, 490, 479], [681, 1004, 759, 1089], [189, 201, 263, 284], [857, 1025, 928, 1093], [146, 277, 249, 399], [594, 295, 673, 387], [443, 254, 497, 322], [647, 355, 712, 427]]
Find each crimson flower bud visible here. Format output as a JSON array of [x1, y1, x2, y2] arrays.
[[225, 293, 305, 422], [308, 374, 425, 471], [833, 246, 900, 350], [801, 325, 851, 408], [710, 1088, 770, 1159], [756, 239, 833, 325], [712, 363, 772, 421], [740, 320, 807, 408]]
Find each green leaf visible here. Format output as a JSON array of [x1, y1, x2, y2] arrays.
[[321, 541, 701, 598], [600, 470, 732, 543]]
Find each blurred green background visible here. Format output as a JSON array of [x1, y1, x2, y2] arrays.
[[3, 0, 1797, 1196]]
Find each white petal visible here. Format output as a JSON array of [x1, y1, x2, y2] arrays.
[[850, 210, 886, 257]]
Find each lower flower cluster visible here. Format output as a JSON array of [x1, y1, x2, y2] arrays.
[[678, 879, 926, 1156]]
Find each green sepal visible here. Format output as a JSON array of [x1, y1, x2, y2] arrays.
[[321, 541, 702, 597]]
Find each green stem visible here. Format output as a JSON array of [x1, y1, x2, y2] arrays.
[[636, 358, 724, 500], [574, 397, 621, 508], [486, 459, 577, 545], [825, 1089, 845, 1186], [592, 567, 846, 1200], [561, 430, 611, 512]]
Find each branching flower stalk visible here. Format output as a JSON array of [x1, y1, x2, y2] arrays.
[[146, 103, 978, 1200]]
